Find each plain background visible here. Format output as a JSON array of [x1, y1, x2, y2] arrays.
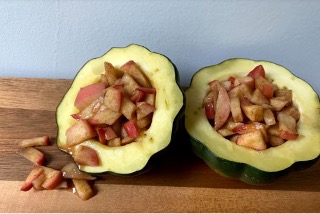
[[1, 0, 319, 93]]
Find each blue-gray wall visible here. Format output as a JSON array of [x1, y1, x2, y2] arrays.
[[1, 0, 319, 93]]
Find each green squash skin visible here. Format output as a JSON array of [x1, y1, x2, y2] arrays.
[[185, 58, 320, 184], [56, 44, 185, 176], [190, 136, 320, 184]]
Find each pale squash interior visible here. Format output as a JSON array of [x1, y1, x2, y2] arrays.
[[185, 58, 320, 172], [56, 44, 184, 174]]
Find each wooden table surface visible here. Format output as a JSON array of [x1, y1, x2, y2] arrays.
[[0, 77, 319, 213]]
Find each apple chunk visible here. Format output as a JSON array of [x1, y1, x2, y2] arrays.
[[214, 86, 231, 130], [104, 85, 122, 112], [41, 166, 63, 190], [66, 119, 97, 147], [72, 145, 100, 166], [236, 130, 267, 151], [240, 98, 264, 122], [18, 136, 50, 148], [17, 147, 45, 166], [88, 107, 122, 125], [137, 102, 155, 120], [72, 179, 95, 201], [20, 167, 44, 191], [120, 60, 151, 88], [74, 82, 105, 111]]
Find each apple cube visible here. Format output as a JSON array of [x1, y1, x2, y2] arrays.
[[107, 137, 121, 147], [269, 135, 285, 147], [214, 86, 231, 130], [270, 97, 288, 111], [267, 124, 281, 137], [61, 162, 96, 180], [263, 109, 276, 126], [76, 96, 104, 119], [41, 166, 63, 190], [20, 167, 44, 191], [228, 83, 253, 100], [31, 173, 46, 190], [66, 119, 97, 147], [137, 102, 155, 120], [240, 98, 264, 122], [145, 93, 156, 106], [247, 65, 265, 79], [137, 114, 152, 129], [18, 136, 50, 148], [234, 76, 254, 89], [250, 88, 269, 105], [221, 80, 233, 91], [275, 89, 292, 103], [121, 73, 140, 96], [88, 107, 122, 125], [17, 147, 45, 166], [131, 89, 146, 103], [236, 130, 267, 151], [254, 76, 274, 99], [280, 105, 300, 121], [72, 179, 95, 201], [74, 82, 105, 111], [104, 62, 119, 86], [208, 80, 221, 93], [73, 145, 100, 166], [120, 60, 151, 88], [230, 97, 243, 122], [104, 85, 122, 112], [217, 128, 234, 137], [121, 97, 137, 120]]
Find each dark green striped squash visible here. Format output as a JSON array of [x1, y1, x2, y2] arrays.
[[185, 58, 320, 184], [56, 44, 184, 175]]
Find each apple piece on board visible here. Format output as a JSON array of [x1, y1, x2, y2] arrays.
[[66, 119, 97, 147], [72, 179, 95, 201], [104, 85, 123, 112], [61, 162, 96, 180], [121, 97, 137, 120], [31, 173, 46, 190], [73, 145, 100, 166], [20, 167, 44, 191], [18, 136, 50, 148], [74, 82, 105, 111], [41, 166, 63, 190], [230, 97, 243, 122], [137, 102, 155, 120], [240, 98, 264, 122], [88, 107, 122, 126], [17, 147, 45, 166], [236, 130, 267, 151], [214, 86, 231, 130], [120, 60, 151, 88]]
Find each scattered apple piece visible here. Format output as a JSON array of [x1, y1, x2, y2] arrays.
[[72, 179, 95, 201], [18, 136, 50, 148], [17, 147, 45, 166]]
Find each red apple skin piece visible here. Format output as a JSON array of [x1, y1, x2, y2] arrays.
[[124, 120, 139, 138], [137, 87, 156, 94], [247, 65, 265, 79], [279, 131, 299, 140], [18, 136, 50, 148], [32, 173, 46, 190], [20, 167, 44, 191], [41, 166, 63, 190], [262, 83, 274, 99], [73, 145, 100, 166], [74, 82, 105, 111], [131, 89, 146, 103], [214, 86, 231, 130], [66, 119, 97, 147], [17, 147, 45, 166], [120, 60, 151, 88], [72, 179, 95, 201], [104, 85, 122, 112]]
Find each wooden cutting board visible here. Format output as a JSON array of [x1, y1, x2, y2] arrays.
[[0, 77, 319, 212]]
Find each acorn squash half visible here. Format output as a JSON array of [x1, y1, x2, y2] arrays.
[[56, 44, 184, 175], [185, 58, 320, 184]]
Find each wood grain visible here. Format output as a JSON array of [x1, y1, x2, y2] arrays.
[[0, 77, 319, 212]]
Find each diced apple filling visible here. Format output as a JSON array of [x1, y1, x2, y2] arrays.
[[66, 60, 156, 165], [203, 65, 300, 150]]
